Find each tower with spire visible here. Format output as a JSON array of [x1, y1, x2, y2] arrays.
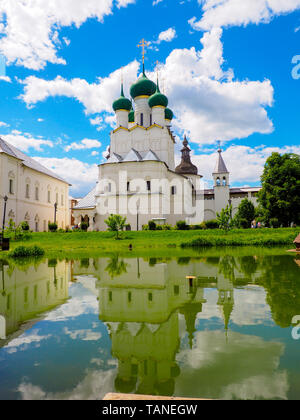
[[213, 144, 230, 215]]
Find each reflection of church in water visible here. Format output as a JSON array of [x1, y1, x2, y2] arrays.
[[73, 257, 236, 396], [0, 260, 69, 343]]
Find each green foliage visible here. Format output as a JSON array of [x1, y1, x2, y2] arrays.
[[205, 220, 219, 229], [216, 205, 233, 231], [235, 199, 255, 229], [258, 152, 300, 226], [176, 221, 190, 230], [269, 218, 280, 228], [4, 220, 31, 241], [148, 220, 157, 231], [10, 245, 45, 259], [20, 221, 30, 231], [48, 223, 58, 232], [162, 224, 172, 230], [105, 214, 127, 239]]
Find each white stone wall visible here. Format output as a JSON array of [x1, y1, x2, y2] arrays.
[[0, 153, 70, 231]]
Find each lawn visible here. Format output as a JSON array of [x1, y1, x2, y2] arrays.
[[0, 228, 298, 259]]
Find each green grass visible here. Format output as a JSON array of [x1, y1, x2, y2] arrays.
[[0, 228, 298, 259]]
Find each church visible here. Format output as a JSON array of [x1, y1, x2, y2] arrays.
[[73, 64, 260, 231]]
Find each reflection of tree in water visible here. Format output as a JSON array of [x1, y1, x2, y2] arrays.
[[238, 256, 259, 280], [257, 256, 300, 328], [218, 256, 237, 282], [105, 256, 128, 279]]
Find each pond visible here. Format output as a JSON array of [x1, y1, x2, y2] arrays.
[[0, 248, 299, 400]]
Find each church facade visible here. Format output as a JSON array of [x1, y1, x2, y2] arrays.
[[73, 67, 260, 230]]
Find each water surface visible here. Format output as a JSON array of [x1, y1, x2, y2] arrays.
[[0, 248, 299, 400]]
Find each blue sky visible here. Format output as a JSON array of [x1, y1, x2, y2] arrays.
[[0, 0, 299, 197]]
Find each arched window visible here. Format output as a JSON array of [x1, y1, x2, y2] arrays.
[[26, 184, 30, 199], [140, 113, 144, 126], [35, 187, 39, 201], [216, 177, 221, 186], [223, 177, 227, 186]]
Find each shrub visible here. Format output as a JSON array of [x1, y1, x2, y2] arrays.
[[148, 220, 157, 231], [156, 225, 163, 230], [142, 224, 149, 231], [20, 221, 30, 231], [10, 245, 45, 259], [205, 220, 219, 229], [125, 224, 131, 231], [80, 222, 89, 232], [238, 218, 250, 229], [162, 224, 172, 230], [176, 221, 190, 230], [269, 218, 280, 228], [48, 223, 58, 232]]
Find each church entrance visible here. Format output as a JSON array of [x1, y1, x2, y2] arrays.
[[81, 215, 90, 228]]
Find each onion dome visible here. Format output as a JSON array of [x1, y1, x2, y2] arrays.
[[130, 66, 156, 99], [165, 107, 174, 121], [128, 105, 135, 123], [148, 80, 168, 108], [113, 84, 132, 112], [175, 136, 198, 176]]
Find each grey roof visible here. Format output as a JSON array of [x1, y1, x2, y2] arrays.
[[213, 149, 229, 174], [107, 149, 161, 164], [0, 137, 69, 184], [73, 186, 97, 210]]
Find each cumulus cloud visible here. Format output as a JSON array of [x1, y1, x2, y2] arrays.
[[1, 130, 53, 152], [0, 75, 11, 83], [156, 28, 177, 44], [191, 0, 300, 31], [65, 138, 101, 152], [20, 60, 139, 115], [0, 0, 135, 70], [31, 157, 98, 195]]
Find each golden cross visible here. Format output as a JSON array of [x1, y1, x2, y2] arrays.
[[137, 39, 149, 64]]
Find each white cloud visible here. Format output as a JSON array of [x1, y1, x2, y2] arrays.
[[0, 0, 135, 70], [1, 131, 53, 152], [65, 138, 101, 152], [32, 157, 99, 195], [20, 61, 139, 115], [0, 121, 9, 127], [157, 28, 177, 44], [188, 144, 300, 186], [191, 0, 300, 31], [63, 328, 102, 341], [0, 75, 11, 83]]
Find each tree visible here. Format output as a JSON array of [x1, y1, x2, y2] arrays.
[[216, 205, 232, 231], [235, 198, 255, 228], [258, 153, 300, 226], [105, 214, 127, 239]]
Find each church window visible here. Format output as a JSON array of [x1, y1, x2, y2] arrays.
[[35, 187, 39, 201], [109, 291, 113, 302], [150, 114, 152, 126], [9, 179, 14, 194], [127, 182, 130, 192], [26, 184, 30, 199], [171, 186, 177, 195], [128, 292, 132, 303], [147, 181, 151, 191], [140, 113, 144, 126], [148, 293, 153, 302], [216, 178, 221, 186], [108, 183, 112, 193], [61, 194, 64, 206], [223, 177, 227, 186], [48, 191, 51, 203]]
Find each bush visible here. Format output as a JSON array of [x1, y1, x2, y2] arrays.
[[191, 223, 206, 230], [48, 223, 58, 232], [142, 224, 149, 231], [269, 218, 280, 228], [148, 220, 157, 231], [176, 221, 190, 231], [20, 221, 30, 231], [205, 220, 219, 229], [10, 245, 45, 259], [80, 222, 89, 232], [162, 224, 172, 230], [238, 218, 250, 229]]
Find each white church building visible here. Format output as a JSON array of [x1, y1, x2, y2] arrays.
[[0, 137, 70, 231], [73, 66, 261, 231]]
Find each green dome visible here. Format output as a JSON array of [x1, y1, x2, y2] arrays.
[[165, 108, 174, 121], [148, 82, 168, 108], [130, 69, 156, 99], [113, 85, 132, 112], [128, 109, 135, 123]]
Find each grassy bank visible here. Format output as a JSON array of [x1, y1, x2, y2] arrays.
[[0, 228, 298, 258]]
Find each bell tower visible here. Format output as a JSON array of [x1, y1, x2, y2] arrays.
[[213, 144, 230, 214]]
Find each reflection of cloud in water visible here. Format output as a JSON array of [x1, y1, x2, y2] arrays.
[[176, 331, 288, 400], [4, 330, 51, 354], [63, 328, 101, 341], [18, 368, 116, 400], [197, 287, 272, 327], [45, 283, 98, 322]]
